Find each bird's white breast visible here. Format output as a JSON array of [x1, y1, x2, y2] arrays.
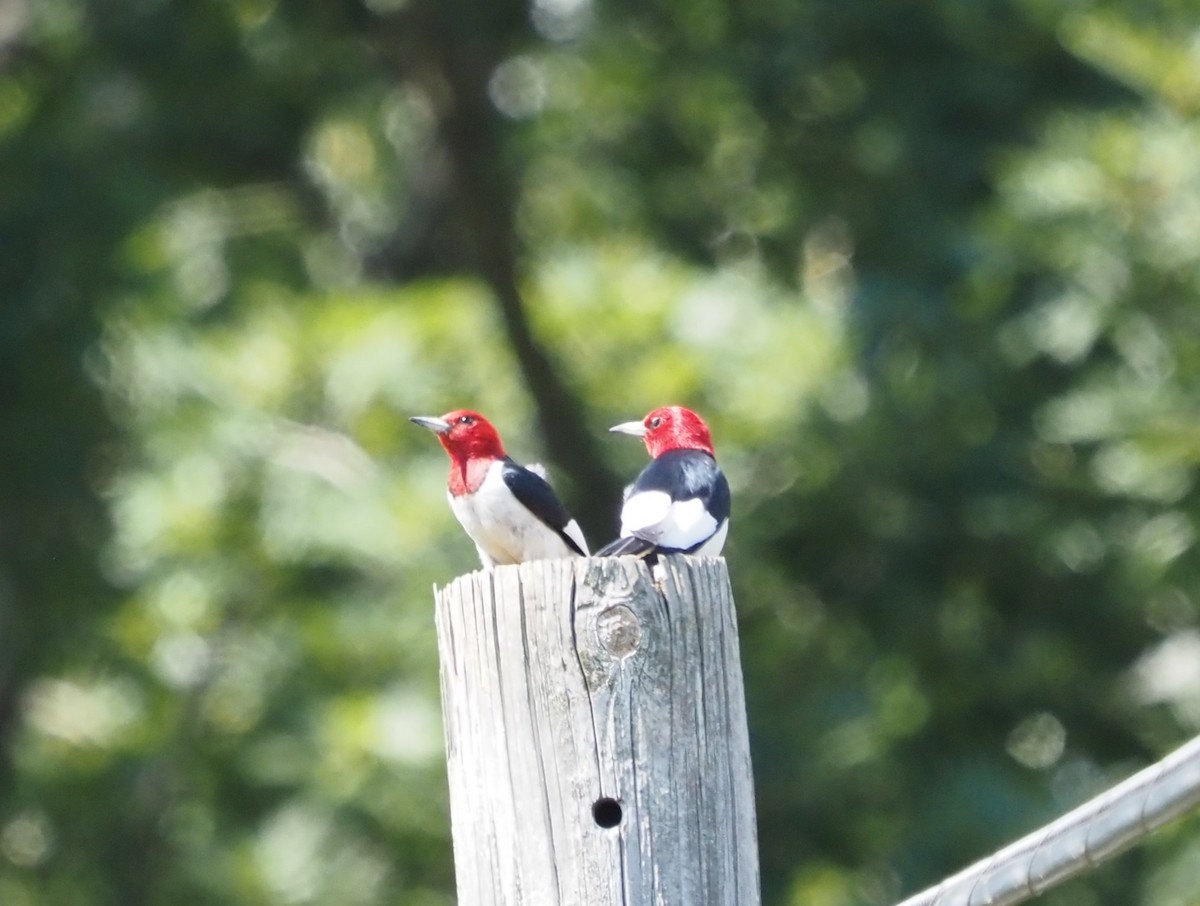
[[449, 461, 584, 567]]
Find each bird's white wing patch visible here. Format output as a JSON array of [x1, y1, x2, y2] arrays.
[[621, 492, 718, 551], [563, 519, 589, 555], [620, 490, 673, 536]]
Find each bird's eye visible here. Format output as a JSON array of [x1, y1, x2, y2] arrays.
[[649, 416, 663, 429], [458, 415, 474, 425]]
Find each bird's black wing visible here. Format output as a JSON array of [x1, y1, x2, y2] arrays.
[[632, 448, 730, 529], [599, 449, 730, 555], [501, 458, 588, 555]]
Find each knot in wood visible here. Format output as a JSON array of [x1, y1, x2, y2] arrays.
[[596, 604, 641, 658]]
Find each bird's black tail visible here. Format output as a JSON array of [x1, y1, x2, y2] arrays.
[[595, 536, 658, 559]]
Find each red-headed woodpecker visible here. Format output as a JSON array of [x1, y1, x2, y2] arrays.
[[597, 405, 730, 559], [410, 410, 588, 569]]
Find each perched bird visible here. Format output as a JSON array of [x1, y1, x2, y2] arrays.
[[409, 409, 588, 569], [597, 405, 730, 559]]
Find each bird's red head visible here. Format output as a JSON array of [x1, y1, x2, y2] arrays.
[[611, 405, 716, 458], [410, 409, 506, 464]]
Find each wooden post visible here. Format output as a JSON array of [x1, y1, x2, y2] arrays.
[[434, 555, 760, 906]]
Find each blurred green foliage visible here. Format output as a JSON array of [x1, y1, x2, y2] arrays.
[[2, 0, 1200, 904]]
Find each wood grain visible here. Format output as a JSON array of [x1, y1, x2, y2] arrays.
[[435, 556, 760, 906]]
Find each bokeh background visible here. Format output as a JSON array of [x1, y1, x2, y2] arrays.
[[4, 0, 1200, 903]]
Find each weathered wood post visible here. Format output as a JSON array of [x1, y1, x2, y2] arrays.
[[434, 555, 760, 905]]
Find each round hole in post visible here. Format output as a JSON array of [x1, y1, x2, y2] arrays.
[[592, 797, 623, 829]]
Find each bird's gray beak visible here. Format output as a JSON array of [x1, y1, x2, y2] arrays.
[[409, 415, 452, 434], [609, 420, 648, 437]]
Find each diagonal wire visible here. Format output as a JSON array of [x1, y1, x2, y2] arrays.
[[892, 733, 1200, 906]]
